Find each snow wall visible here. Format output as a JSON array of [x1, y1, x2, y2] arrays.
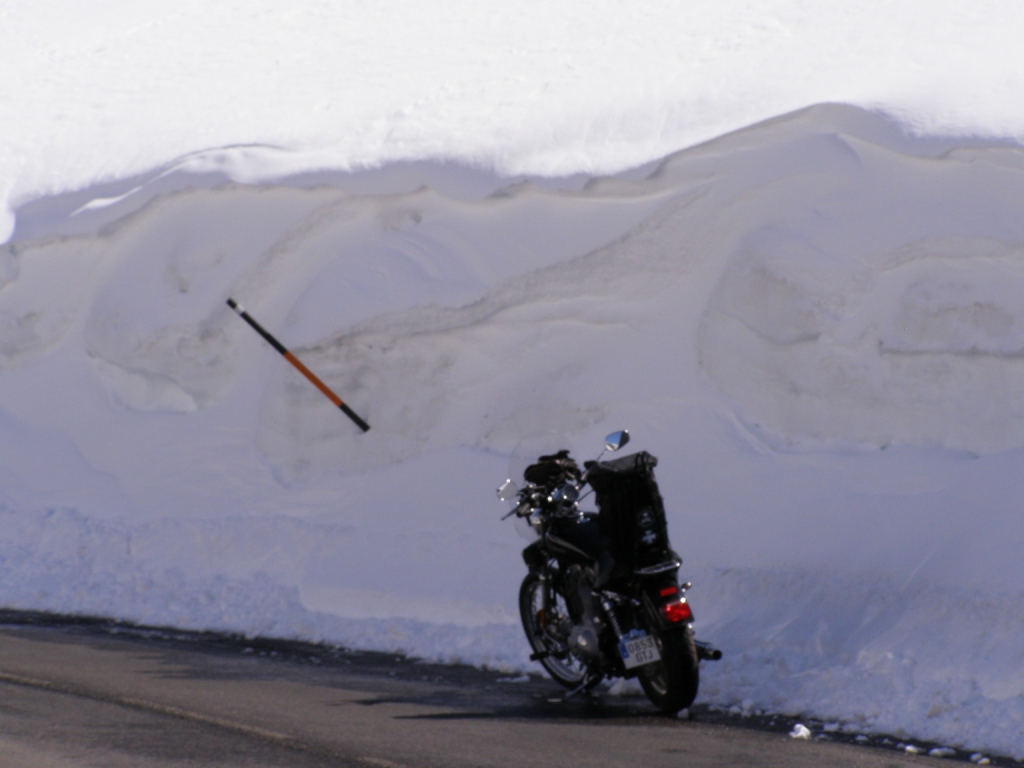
[[5, 103, 1024, 753]]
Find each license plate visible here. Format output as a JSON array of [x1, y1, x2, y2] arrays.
[[619, 631, 661, 669]]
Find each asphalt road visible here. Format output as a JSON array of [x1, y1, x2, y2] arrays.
[[0, 616, 939, 768]]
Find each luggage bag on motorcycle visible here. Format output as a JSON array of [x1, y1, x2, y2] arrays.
[[585, 451, 674, 570], [523, 449, 581, 488]]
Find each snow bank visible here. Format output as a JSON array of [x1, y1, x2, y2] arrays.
[[0, 506, 526, 671], [6, 1, 1024, 240], [6, 103, 1024, 754], [698, 567, 1024, 753]]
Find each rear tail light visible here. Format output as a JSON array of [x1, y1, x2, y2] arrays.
[[661, 599, 693, 623]]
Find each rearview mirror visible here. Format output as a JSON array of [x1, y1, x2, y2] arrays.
[[496, 478, 519, 502], [604, 430, 630, 452]]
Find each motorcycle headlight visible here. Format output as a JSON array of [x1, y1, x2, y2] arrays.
[[550, 482, 579, 504]]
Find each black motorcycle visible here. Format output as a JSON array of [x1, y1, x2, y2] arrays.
[[497, 430, 720, 714]]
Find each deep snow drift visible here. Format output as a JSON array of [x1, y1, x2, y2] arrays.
[[6, 104, 1024, 754], [6, 1, 1024, 242]]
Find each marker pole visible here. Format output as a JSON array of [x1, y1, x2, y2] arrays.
[[227, 298, 370, 432]]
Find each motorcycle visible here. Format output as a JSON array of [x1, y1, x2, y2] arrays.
[[497, 430, 721, 714]]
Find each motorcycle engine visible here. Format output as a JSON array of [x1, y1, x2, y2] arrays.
[[567, 624, 601, 663]]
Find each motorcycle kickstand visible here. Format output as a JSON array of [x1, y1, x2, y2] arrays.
[[559, 674, 600, 702]]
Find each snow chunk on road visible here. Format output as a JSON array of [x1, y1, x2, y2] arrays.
[[789, 724, 812, 740]]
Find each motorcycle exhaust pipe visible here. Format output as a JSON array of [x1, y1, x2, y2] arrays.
[[695, 640, 723, 661]]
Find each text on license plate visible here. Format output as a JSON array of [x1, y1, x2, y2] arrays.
[[619, 632, 661, 669]]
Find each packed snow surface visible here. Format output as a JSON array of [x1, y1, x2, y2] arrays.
[[6, 103, 1024, 754], [5, 0, 1024, 240]]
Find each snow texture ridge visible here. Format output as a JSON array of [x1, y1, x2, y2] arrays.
[[5, 104, 1024, 755], [5, 1, 1024, 239]]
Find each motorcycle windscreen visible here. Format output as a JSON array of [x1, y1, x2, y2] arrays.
[[506, 431, 573, 486], [513, 515, 540, 542]]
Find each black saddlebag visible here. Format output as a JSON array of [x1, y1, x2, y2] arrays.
[[585, 451, 674, 570]]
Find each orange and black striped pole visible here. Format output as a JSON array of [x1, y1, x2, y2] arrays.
[[227, 298, 370, 432]]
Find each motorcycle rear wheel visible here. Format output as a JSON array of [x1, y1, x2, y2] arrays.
[[518, 572, 588, 689], [637, 625, 700, 714]]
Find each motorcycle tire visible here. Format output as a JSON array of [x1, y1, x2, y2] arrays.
[[518, 571, 589, 689], [637, 624, 700, 714]]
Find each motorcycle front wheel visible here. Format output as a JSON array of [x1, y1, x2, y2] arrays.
[[637, 624, 700, 714], [518, 571, 588, 689]]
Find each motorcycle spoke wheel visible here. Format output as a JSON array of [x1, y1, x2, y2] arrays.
[[519, 572, 588, 688]]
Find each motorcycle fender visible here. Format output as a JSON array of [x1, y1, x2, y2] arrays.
[[521, 541, 546, 571]]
